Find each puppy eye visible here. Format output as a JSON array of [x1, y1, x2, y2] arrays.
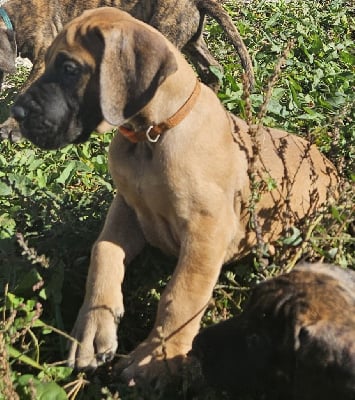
[[62, 60, 80, 77]]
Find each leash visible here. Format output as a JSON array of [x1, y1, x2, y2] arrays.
[[0, 7, 13, 30], [119, 79, 201, 143]]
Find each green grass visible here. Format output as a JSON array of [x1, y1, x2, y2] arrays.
[[0, 0, 354, 399]]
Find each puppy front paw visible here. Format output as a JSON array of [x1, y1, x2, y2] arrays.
[[116, 332, 188, 387], [68, 303, 123, 369]]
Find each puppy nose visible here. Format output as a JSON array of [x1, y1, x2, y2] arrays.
[[12, 105, 27, 121]]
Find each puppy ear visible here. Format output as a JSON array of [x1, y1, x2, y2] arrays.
[[99, 22, 177, 126], [0, 29, 17, 73]]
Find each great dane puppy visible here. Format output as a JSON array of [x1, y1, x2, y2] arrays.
[[192, 263, 355, 400], [12, 8, 339, 386], [0, 0, 254, 140]]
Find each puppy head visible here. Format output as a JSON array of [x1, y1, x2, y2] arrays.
[[192, 266, 355, 399], [191, 315, 276, 397], [12, 8, 177, 149]]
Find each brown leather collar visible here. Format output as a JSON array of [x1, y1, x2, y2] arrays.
[[118, 79, 201, 143]]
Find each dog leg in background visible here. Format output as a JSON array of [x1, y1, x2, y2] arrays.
[[183, 30, 223, 92], [0, 51, 60, 142], [0, 49, 49, 142], [0, 28, 16, 82], [0, 16, 19, 141]]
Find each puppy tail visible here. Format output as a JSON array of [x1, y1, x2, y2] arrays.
[[198, 0, 254, 90]]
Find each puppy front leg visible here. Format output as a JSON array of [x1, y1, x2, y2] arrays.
[[68, 195, 145, 369], [119, 212, 234, 382]]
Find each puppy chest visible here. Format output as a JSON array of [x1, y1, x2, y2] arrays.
[[138, 212, 182, 256], [117, 171, 184, 256]]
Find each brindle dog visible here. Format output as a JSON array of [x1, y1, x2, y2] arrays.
[[192, 263, 355, 400], [0, 0, 254, 140], [12, 8, 339, 388]]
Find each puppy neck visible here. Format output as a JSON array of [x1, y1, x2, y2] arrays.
[[119, 78, 201, 143]]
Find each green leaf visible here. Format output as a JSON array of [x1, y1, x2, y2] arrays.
[[209, 65, 224, 86], [56, 162, 77, 185], [7, 173, 33, 196], [309, 33, 323, 53], [7, 346, 44, 371], [0, 213, 16, 238], [331, 206, 342, 222], [6, 292, 24, 308], [36, 169, 47, 188], [0, 181, 12, 196], [282, 227, 302, 246], [267, 98, 285, 116], [39, 365, 73, 381], [27, 158, 47, 171], [16, 375, 68, 400], [298, 108, 325, 121]]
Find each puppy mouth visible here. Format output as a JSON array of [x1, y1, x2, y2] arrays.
[[12, 87, 86, 149], [14, 110, 84, 150], [14, 110, 94, 149], [22, 128, 83, 150]]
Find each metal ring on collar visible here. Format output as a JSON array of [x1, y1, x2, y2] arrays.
[[146, 125, 160, 143]]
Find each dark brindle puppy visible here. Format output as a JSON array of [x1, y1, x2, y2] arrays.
[[192, 263, 355, 400], [0, 0, 253, 140], [12, 8, 338, 386], [0, 0, 254, 89]]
